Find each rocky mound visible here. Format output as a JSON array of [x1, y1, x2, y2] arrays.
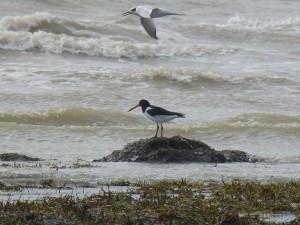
[[0, 153, 41, 162], [95, 136, 257, 163]]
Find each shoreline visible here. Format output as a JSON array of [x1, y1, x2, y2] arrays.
[[1, 154, 300, 224], [0, 179, 299, 224], [2, 155, 300, 185]]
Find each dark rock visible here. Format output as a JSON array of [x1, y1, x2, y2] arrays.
[[0, 153, 41, 162], [220, 150, 251, 162], [95, 136, 257, 163]]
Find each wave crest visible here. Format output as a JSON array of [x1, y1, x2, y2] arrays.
[[0, 30, 234, 58], [0, 109, 299, 133], [192, 113, 300, 131], [88, 68, 295, 84], [0, 13, 235, 58], [224, 14, 300, 31], [0, 107, 137, 127], [0, 12, 73, 34]]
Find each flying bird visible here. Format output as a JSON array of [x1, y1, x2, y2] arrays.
[[123, 5, 185, 39], [128, 99, 185, 137]]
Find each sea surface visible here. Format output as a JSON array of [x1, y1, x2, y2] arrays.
[[0, 0, 300, 189]]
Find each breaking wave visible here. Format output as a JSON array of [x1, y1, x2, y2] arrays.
[[0, 108, 299, 132], [75, 68, 296, 84], [0, 12, 76, 35], [197, 113, 300, 131], [222, 14, 300, 32], [0, 31, 234, 58], [0, 12, 235, 58], [0, 107, 139, 127], [178, 15, 300, 39], [183, 15, 300, 32]]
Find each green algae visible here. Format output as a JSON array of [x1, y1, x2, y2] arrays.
[[0, 179, 300, 224]]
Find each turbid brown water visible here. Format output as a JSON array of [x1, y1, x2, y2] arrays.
[[0, 0, 299, 186]]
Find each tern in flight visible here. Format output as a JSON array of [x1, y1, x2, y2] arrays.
[[123, 6, 185, 39]]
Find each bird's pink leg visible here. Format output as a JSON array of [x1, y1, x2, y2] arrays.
[[154, 123, 159, 138]]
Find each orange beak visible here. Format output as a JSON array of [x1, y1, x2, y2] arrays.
[[128, 104, 140, 112]]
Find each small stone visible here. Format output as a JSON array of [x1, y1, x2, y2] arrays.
[[0, 153, 41, 162]]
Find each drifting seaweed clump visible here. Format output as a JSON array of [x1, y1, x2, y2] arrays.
[[0, 179, 300, 224]]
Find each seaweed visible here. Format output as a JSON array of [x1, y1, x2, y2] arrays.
[[0, 179, 300, 224]]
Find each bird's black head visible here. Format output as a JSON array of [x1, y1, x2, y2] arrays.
[[139, 99, 150, 108], [138, 99, 150, 113], [128, 99, 151, 113], [123, 7, 136, 16]]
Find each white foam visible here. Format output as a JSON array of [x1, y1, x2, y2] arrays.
[[223, 14, 300, 31], [0, 30, 235, 58], [0, 12, 54, 32]]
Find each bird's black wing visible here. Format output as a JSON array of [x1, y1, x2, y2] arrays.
[[147, 106, 185, 117]]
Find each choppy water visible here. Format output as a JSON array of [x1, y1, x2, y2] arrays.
[[0, 0, 300, 186]]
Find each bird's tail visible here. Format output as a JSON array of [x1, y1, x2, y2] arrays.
[[176, 113, 186, 118], [168, 12, 186, 16]]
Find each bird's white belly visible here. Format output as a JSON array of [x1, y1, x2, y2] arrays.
[[144, 111, 177, 123]]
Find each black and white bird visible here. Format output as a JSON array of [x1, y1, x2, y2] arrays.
[[128, 99, 185, 137], [123, 6, 185, 39]]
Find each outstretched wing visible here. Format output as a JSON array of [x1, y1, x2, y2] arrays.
[[150, 8, 185, 18], [140, 17, 158, 39], [136, 6, 185, 18]]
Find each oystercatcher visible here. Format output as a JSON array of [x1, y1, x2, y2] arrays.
[[128, 99, 185, 137], [123, 6, 185, 39]]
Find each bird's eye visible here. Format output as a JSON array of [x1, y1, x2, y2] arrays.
[[131, 8, 136, 11]]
